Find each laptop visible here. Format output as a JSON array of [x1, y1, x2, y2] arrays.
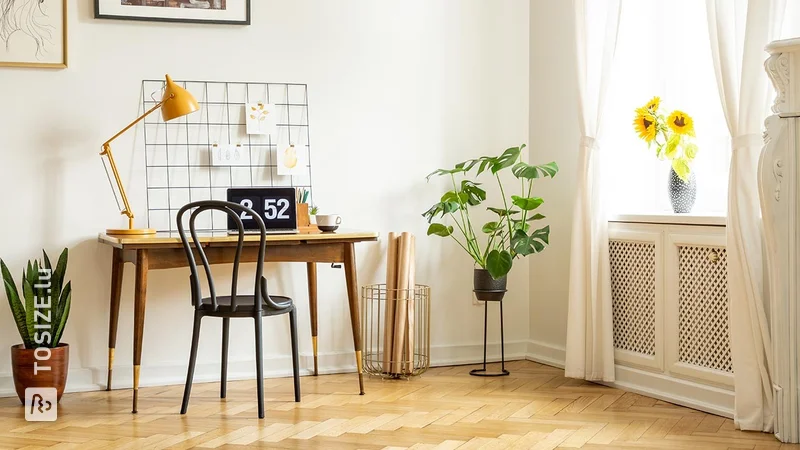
[[227, 187, 299, 235]]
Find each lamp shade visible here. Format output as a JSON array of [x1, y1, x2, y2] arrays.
[[161, 74, 199, 122]]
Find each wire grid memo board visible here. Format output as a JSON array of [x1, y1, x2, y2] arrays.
[[141, 79, 313, 232]]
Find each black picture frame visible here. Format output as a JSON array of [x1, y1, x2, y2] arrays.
[[95, 0, 251, 25]]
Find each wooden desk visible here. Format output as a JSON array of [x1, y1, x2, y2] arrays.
[[98, 229, 379, 413]]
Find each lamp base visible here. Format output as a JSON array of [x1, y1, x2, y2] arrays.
[[106, 228, 157, 236]]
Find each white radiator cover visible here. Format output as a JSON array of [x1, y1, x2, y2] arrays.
[[676, 245, 732, 374], [609, 240, 657, 357], [607, 221, 734, 417]]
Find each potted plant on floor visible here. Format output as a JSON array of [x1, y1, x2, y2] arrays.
[[423, 144, 558, 300], [1, 249, 72, 403]]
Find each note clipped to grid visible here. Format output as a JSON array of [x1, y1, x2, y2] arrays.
[[245, 102, 277, 136], [211, 144, 251, 167], [277, 143, 307, 176]]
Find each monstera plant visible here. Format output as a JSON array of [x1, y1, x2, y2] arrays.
[[423, 144, 558, 299]]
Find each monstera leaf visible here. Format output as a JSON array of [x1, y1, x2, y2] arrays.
[[511, 196, 543, 211], [510, 226, 551, 257], [486, 250, 513, 279], [511, 161, 559, 179], [427, 223, 454, 237]]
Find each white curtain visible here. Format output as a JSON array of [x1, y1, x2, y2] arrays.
[[706, 0, 786, 432], [564, 0, 620, 382]]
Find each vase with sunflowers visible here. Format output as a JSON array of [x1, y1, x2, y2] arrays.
[[633, 97, 699, 213]]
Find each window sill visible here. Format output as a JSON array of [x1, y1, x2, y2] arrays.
[[609, 212, 726, 227]]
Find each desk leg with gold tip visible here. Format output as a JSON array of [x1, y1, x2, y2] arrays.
[[343, 243, 364, 395], [306, 262, 319, 376], [132, 249, 149, 413], [107, 248, 124, 391]]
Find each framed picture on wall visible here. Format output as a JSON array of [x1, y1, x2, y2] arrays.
[[0, 0, 67, 69], [95, 0, 250, 25]]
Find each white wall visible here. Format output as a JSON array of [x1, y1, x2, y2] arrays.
[[528, 0, 579, 361], [0, 0, 531, 394]]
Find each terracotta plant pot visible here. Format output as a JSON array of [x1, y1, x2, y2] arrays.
[[11, 344, 69, 404]]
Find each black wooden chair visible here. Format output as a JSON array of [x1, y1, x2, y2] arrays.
[[176, 200, 301, 419]]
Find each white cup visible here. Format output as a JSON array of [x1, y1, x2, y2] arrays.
[[315, 214, 342, 231]]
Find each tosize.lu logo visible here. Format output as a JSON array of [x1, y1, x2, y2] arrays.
[[25, 388, 57, 422]]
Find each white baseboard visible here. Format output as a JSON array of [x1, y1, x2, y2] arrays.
[[522, 339, 735, 418], [0, 341, 530, 398], [603, 365, 734, 418], [93, 353, 344, 392], [430, 340, 528, 367], [525, 339, 566, 368]]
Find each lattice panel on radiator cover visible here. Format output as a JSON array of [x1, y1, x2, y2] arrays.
[[678, 245, 732, 373], [609, 240, 656, 356]]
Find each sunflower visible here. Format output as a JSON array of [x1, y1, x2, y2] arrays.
[[667, 110, 695, 136], [643, 96, 661, 113], [633, 107, 657, 143]]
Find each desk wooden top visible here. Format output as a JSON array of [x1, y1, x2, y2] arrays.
[[98, 229, 380, 249]]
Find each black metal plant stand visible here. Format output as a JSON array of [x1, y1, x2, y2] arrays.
[[469, 291, 510, 377]]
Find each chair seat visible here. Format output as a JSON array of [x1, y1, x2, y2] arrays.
[[199, 295, 294, 316]]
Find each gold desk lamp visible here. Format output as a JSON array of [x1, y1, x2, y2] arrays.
[[101, 74, 200, 236]]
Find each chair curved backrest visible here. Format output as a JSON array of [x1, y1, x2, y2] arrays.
[[176, 200, 266, 313]]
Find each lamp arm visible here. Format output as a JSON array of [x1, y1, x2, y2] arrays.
[[99, 98, 168, 227], [101, 99, 166, 150]]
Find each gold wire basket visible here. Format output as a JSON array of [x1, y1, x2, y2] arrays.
[[361, 284, 431, 378]]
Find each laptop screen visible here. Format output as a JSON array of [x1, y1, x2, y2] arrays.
[[227, 187, 298, 231]]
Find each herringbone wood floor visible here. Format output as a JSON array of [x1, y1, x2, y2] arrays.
[[0, 360, 795, 449]]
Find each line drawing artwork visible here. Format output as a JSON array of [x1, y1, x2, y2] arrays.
[[0, 0, 55, 60]]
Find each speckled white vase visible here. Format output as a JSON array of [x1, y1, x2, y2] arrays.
[[668, 168, 696, 214]]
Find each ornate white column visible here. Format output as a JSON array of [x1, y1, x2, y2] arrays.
[[761, 37, 800, 443]]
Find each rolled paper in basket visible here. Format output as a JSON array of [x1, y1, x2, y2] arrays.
[[405, 234, 416, 375], [383, 232, 398, 373], [392, 232, 412, 375]]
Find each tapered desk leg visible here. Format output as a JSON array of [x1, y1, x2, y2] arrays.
[[107, 248, 124, 391], [306, 262, 319, 376], [132, 249, 149, 414], [343, 243, 364, 395]]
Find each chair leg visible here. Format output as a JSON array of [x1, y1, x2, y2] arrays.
[[221, 317, 230, 399], [254, 315, 265, 419], [181, 311, 203, 415], [289, 308, 301, 402]]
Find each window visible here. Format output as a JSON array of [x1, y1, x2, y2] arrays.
[[603, 0, 731, 216], [780, 2, 800, 40], [603, 1, 800, 217]]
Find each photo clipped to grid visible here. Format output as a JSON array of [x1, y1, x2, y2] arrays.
[[141, 79, 313, 232]]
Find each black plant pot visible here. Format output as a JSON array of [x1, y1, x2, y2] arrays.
[[473, 268, 507, 301], [668, 167, 696, 214]]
